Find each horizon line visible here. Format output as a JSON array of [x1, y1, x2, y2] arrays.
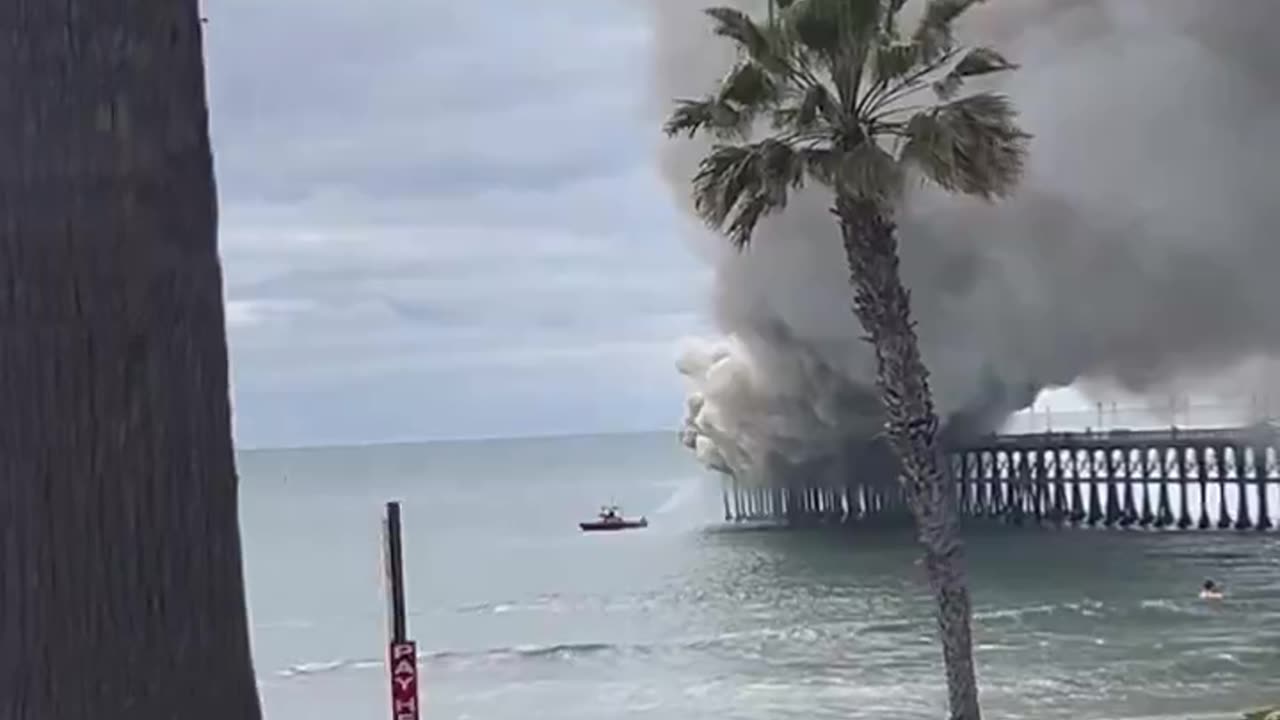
[[235, 426, 681, 453]]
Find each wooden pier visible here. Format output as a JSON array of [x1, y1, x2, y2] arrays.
[[721, 424, 1280, 530]]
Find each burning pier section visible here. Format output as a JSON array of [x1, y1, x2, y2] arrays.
[[719, 424, 1280, 531]]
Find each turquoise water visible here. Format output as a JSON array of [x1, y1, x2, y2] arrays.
[[238, 432, 1280, 719]]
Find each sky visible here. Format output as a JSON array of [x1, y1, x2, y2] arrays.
[[204, 0, 712, 448]]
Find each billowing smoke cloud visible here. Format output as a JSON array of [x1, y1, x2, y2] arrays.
[[648, 0, 1280, 483]]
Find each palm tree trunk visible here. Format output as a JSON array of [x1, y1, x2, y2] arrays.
[[834, 196, 981, 720], [0, 3, 262, 719]]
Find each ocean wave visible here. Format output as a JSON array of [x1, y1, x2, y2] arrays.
[[971, 597, 1219, 624], [453, 594, 677, 617], [455, 600, 551, 615], [273, 621, 880, 681], [975, 643, 1020, 652], [275, 640, 632, 679], [284, 609, 1193, 683], [1139, 598, 1201, 615], [278, 659, 364, 677], [974, 603, 1065, 621], [1213, 652, 1245, 666], [456, 601, 534, 615], [501, 642, 618, 658]]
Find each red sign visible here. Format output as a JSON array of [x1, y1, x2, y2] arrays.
[[389, 641, 420, 720]]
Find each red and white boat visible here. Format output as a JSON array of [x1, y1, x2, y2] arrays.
[[579, 505, 648, 532]]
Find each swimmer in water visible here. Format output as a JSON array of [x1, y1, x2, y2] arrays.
[[1199, 579, 1224, 600]]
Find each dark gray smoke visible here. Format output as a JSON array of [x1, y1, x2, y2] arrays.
[[652, 0, 1280, 482]]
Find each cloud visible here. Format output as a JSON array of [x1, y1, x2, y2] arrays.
[[206, 0, 707, 447]]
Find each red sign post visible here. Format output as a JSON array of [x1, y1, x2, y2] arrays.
[[389, 641, 420, 720], [382, 502, 421, 719]]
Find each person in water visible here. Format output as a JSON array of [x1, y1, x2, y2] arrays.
[[1200, 579, 1224, 600]]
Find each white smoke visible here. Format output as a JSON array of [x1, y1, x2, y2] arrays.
[[646, 0, 1280, 481]]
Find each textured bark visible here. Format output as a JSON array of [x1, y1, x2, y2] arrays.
[[835, 196, 981, 720], [0, 3, 262, 719]]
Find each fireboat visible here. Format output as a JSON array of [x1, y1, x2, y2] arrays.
[[578, 505, 648, 532]]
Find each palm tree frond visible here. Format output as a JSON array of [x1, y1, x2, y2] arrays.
[[663, 97, 751, 139], [719, 61, 779, 108], [912, 0, 983, 63], [860, 37, 962, 120], [953, 46, 1017, 77], [933, 46, 1017, 100], [800, 147, 839, 185], [798, 82, 836, 127], [786, 0, 881, 57], [780, 0, 886, 113], [872, 40, 918, 87], [665, 58, 789, 141], [705, 7, 771, 59], [691, 139, 805, 248], [704, 6, 796, 77], [725, 194, 774, 250], [771, 83, 837, 132], [899, 92, 1030, 199]]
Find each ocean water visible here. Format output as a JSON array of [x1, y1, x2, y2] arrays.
[[238, 432, 1280, 720]]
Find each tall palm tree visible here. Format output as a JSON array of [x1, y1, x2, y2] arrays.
[[663, 1, 1029, 718], [0, 3, 262, 718]]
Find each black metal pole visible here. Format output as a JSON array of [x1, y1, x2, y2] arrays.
[[384, 501, 408, 644]]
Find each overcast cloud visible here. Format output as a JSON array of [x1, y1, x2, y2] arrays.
[[205, 0, 708, 448]]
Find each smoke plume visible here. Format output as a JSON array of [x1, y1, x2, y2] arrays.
[[649, 0, 1280, 483]]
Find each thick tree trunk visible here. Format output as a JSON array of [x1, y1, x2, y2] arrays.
[[834, 196, 981, 720], [0, 3, 262, 719]]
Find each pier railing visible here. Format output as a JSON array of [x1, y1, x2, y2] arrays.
[[1000, 398, 1274, 435]]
